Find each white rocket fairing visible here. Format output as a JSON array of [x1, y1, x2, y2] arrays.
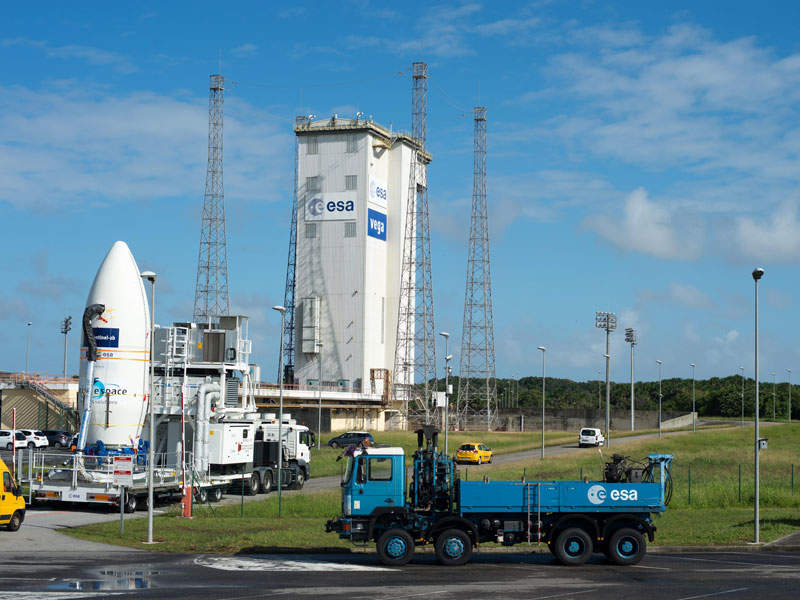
[[78, 241, 151, 447]]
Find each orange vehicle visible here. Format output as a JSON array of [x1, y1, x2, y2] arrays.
[[454, 442, 492, 465]]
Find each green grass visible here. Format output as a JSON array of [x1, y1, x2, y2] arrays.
[[64, 423, 800, 552]]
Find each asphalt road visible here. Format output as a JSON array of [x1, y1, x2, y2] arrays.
[[0, 549, 798, 599]]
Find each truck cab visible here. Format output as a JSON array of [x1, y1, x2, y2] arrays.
[[1, 458, 26, 531]]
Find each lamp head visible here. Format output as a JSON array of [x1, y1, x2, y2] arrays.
[[445, 354, 453, 361], [537, 346, 546, 352], [752, 267, 765, 281], [690, 363, 696, 368], [140, 270, 156, 283], [439, 331, 450, 339], [656, 360, 662, 365], [272, 305, 286, 314]]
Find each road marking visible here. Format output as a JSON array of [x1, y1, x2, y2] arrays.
[[676, 588, 749, 600], [194, 555, 394, 572], [631, 564, 671, 570], [529, 589, 598, 600], [669, 556, 771, 567], [0, 593, 123, 599]]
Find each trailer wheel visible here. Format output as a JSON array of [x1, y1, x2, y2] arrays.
[[123, 493, 137, 514], [607, 528, 645, 566], [553, 527, 593, 566], [246, 473, 260, 496], [261, 473, 272, 494], [376, 528, 415, 566], [6, 510, 23, 532], [210, 487, 223, 502], [435, 528, 473, 566]]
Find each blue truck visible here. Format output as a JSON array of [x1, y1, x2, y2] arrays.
[[326, 426, 673, 566]]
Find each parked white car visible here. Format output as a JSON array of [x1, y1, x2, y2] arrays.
[[19, 430, 49, 449], [0, 430, 27, 451], [578, 427, 605, 448]]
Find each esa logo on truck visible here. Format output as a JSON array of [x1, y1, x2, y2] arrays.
[[587, 484, 638, 504], [368, 209, 387, 241]]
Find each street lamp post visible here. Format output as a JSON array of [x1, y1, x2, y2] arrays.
[[140, 271, 156, 545], [739, 366, 745, 427], [597, 370, 601, 410], [24, 322, 32, 375], [60, 316, 72, 382], [537, 346, 546, 459], [317, 343, 323, 450], [656, 360, 662, 438], [771, 372, 776, 421], [440, 332, 451, 455], [595, 312, 617, 447], [272, 306, 287, 517], [625, 328, 637, 431], [752, 267, 764, 544], [690, 363, 696, 433], [788, 369, 792, 424]]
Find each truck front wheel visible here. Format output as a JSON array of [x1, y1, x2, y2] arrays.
[[607, 528, 645, 566], [435, 529, 473, 566], [289, 471, 306, 490], [246, 473, 260, 496], [6, 511, 23, 532], [553, 527, 593, 566], [377, 529, 415, 566]]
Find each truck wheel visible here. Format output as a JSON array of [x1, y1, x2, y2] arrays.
[[607, 528, 645, 566], [377, 528, 415, 566], [435, 528, 473, 566], [123, 493, 137, 514], [260, 473, 272, 494], [194, 487, 208, 504], [554, 527, 593, 566], [246, 473, 260, 496], [210, 487, 223, 502], [6, 511, 23, 532], [290, 471, 306, 490]]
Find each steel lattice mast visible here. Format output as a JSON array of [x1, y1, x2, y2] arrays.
[[394, 62, 438, 426], [193, 74, 231, 323], [278, 125, 300, 384], [457, 106, 497, 431]]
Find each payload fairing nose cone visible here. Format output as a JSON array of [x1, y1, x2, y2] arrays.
[[78, 241, 151, 448]]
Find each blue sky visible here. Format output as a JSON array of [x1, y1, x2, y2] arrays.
[[3, 1, 800, 385]]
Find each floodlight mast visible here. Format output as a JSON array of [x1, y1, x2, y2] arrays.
[[625, 328, 637, 431], [595, 312, 616, 447]]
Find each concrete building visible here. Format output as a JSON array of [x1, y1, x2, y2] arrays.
[[292, 115, 430, 417]]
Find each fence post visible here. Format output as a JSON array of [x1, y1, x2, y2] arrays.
[[738, 464, 742, 503], [580, 466, 583, 480], [792, 464, 795, 495], [688, 465, 692, 505]]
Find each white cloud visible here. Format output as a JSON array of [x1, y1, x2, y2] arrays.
[[3, 38, 137, 73], [231, 43, 258, 58], [731, 201, 800, 262], [583, 187, 704, 260], [667, 283, 714, 309], [0, 85, 291, 210]]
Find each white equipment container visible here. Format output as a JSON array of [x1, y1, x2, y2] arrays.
[[78, 241, 151, 447]]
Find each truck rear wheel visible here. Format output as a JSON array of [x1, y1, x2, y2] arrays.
[[6, 511, 23, 532], [210, 487, 223, 502], [553, 527, 593, 566], [377, 528, 415, 566], [261, 473, 272, 494], [607, 528, 645, 566], [246, 473, 260, 496], [435, 528, 473, 566], [123, 493, 137, 514]]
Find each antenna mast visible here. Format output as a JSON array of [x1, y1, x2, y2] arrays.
[[193, 73, 231, 323]]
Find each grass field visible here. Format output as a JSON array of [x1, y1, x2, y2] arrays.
[[63, 423, 800, 552]]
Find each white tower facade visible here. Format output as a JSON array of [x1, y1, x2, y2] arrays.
[[293, 116, 429, 399]]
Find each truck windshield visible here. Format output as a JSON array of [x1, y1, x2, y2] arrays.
[[342, 457, 354, 485]]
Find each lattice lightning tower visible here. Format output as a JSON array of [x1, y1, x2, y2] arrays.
[[193, 74, 231, 323], [394, 62, 438, 426], [457, 107, 497, 431], [278, 124, 301, 384]]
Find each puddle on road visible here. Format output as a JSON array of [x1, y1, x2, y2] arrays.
[[45, 568, 160, 592]]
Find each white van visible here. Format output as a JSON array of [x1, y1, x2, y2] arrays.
[[578, 427, 605, 448]]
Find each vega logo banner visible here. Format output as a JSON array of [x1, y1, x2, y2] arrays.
[[367, 209, 387, 241]]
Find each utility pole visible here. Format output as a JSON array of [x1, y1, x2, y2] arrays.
[[317, 342, 323, 450], [597, 370, 601, 410], [440, 332, 451, 455], [625, 328, 637, 430], [272, 305, 287, 517], [60, 316, 72, 381], [739, 366, 745, 427], [140, 271, 156, 545], [656, 360, 663, 438], [595, 312, 616, 447], [538, 346, 546, 459], [690, 363, 696, 432], [771, 372, 776, 421], [24, 321, 32, 375], [788, 369, 792, 423], [752, 267, 764, 544]]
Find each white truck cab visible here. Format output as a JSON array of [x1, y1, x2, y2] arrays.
[[258, 413, 314, 473]]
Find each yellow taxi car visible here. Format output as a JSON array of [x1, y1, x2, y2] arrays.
[[455, 442, 493, 465], [1, 457, 26, 531]]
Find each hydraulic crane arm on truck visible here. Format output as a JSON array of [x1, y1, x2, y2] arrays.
[[326, 426, 673, 566]]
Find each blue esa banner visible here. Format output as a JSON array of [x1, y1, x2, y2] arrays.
[[367, 208, 387, 241]]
